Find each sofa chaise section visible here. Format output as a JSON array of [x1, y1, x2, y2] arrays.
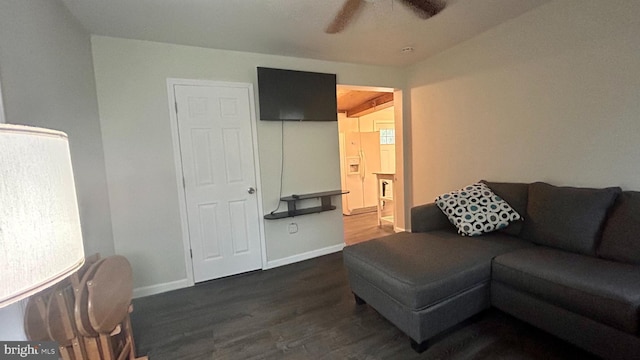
[[343, 204, 533, 350]]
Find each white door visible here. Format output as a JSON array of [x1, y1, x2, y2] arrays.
[[174, 83, 262, 282]]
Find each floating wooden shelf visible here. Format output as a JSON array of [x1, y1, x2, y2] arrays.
[[264, 190, 349, 220]]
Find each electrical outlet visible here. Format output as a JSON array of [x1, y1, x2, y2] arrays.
[[288, 223, 298, 234]]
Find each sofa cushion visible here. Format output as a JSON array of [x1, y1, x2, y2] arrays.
[[598, 191, 640, 264], [343, 230, 533, 311], [435, 183, 522, 236], [493, 247, 640, 334], [410, 203, 455, 233], [481, 181, 528, 236], [521, 182, 621, 255]]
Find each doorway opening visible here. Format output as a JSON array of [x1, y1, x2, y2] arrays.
[[337, 85, 404, 245]]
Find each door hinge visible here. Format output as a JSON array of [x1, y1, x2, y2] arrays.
[[190, 249, 193, 258], [175, 101, 178, 114]]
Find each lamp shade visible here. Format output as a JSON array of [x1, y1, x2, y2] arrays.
[[0, 124, 85, 308]]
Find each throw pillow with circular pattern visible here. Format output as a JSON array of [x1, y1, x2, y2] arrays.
[[435, 182, 522, 236]]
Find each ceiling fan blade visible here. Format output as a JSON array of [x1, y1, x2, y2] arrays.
[[400, 0, 446, 19], [326, 0, 365, 34]]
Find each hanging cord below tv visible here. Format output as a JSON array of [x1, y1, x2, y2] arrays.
[[269, 120, 285, 215]]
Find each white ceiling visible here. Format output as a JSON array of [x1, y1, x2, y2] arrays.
[[61, 0, 552, 67]]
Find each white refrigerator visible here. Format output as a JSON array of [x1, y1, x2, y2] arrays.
[[341, 131, 380, 215]]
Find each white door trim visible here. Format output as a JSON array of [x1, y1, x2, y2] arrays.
[[166, 78, 267, 287]]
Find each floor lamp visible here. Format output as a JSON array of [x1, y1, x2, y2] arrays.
[[0, 124, 85, 309]]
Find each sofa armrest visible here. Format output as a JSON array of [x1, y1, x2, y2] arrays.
[[411, 203, 455, 233]]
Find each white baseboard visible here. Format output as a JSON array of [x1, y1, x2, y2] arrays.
[[133, 244, 346, 297], [394, 226, 407, 232], [133, 278, 192, 299], [264, 243, 345, 270]]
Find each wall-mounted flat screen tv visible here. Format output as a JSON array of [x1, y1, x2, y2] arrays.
[[257, 67, 337, 121]]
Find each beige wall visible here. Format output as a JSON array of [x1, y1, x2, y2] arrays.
[[91, 36, 405, 291], [407, 0, 640, 208], [0, 0, 114, 257], [0, 0, 114, 340]]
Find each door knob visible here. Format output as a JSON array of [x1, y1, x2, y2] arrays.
[[248, 187, 256, 194]]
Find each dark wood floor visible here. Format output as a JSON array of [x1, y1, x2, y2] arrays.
[[131, 253, 597, 360]]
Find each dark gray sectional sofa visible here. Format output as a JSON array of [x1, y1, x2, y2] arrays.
[[343, 181, 640, 359]]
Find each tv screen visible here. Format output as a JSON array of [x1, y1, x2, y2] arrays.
[[257, 67, 337, 121]]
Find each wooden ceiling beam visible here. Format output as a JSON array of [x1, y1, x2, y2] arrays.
[[346, 92, 394, 118]]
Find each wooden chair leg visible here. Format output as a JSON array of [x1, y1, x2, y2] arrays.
[[59, 346, 73, 360], [55, 287, 87, 359], [71, 337, 86, 360], [83, 337, 101, 359], [99, 333, 116, 360], [123, 315, 137, 359], [116, 342, 131, 360]]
